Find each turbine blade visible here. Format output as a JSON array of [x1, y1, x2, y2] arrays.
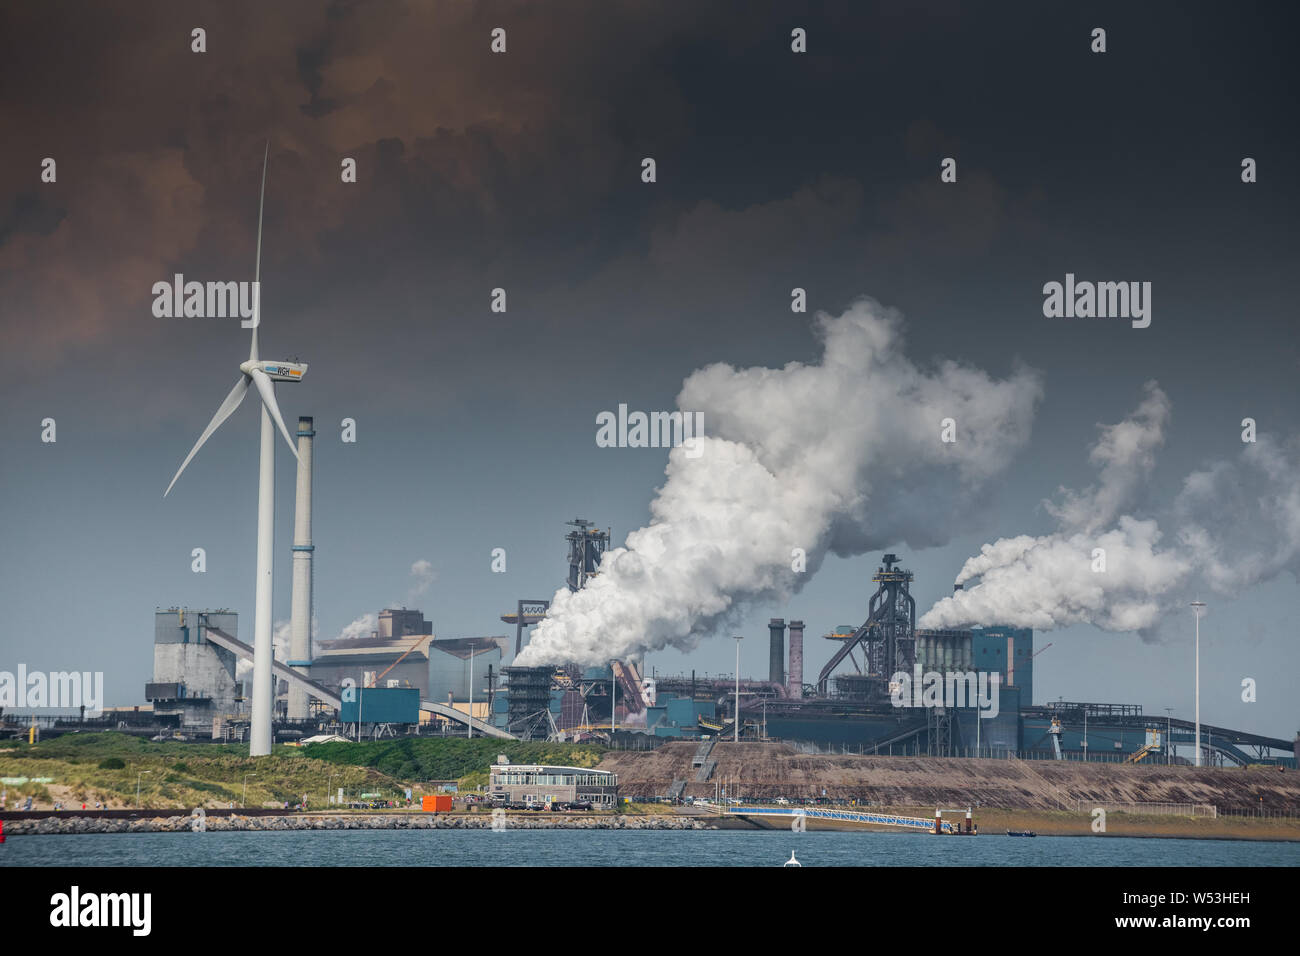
[[164, 376, 251, 497], [249, 141, 268, 363], [250, 368, 299, 460]]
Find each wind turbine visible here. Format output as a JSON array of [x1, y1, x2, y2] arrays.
[[164, 143, 307, 757]]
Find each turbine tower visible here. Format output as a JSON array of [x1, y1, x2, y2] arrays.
[[164, 143, 307, 756]]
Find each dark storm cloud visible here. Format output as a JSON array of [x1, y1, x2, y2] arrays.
[[0, 0, 734, 376], [0, 0, 1296, 409], [0, 191, 66, 246]]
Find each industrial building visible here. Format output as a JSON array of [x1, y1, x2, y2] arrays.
[[310, 628, 433, 697], [565, 552, 1294, 768], [144, 609, 244, 734], [128, 490, 1294, 766], [488, 755, 618, 808]]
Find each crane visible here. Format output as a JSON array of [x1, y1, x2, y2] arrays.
[[370, 633, 433, 687]]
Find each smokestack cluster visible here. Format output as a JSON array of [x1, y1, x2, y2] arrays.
[[768, 618, 785, 685], [787, 620, 804, 698], [287, 416, 314, 719]]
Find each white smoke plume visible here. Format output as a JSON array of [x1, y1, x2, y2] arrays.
[[517, 298, 1043, 666], [336, 612, 378, 642], [919, 388, 1300, 636], [1043, 381, 1170, 533], [236, 616, 320, 680], [1175, 435, 1300, 592], [406, 559, 436, 603]]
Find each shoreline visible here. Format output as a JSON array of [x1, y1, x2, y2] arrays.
[[1, 812, 714, 836], [5, 807, 1299, 841]]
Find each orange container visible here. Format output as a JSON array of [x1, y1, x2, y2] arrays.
[[421, 794, 453, 812]]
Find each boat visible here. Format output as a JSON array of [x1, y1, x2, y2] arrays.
[[1006, 829, 1037, 837]]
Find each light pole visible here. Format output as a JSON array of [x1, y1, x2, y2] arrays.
[[1164, 707, 1174, 765], [1191, 601, 1206, 767], [136, 770, 152, 807], [733, 636, 742, 743], [468, 640, 475, 740], [243, 772, 257, 808]]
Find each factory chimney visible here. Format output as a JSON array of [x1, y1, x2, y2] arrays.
[[768, 618, 786, 686], [787, 620, 804, 698], [287, 416, 315, 720]]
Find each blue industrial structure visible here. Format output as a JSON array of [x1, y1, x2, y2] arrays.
[[340, 687, 419, 725]]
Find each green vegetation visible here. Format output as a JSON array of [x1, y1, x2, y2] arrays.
[[0, 732, 398, 810], [0, 733, 609, 809]]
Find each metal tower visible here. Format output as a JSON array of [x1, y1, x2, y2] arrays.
[[565, 518, 610, 592], [816, 553, 916, 698]]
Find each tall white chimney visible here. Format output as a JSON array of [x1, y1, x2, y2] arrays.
[[287, 416, 314, 719]]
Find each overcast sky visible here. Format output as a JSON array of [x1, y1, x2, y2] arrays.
[[1, 2, 1296, 740]]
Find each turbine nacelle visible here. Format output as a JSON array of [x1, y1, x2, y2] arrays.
[[240, 359, 308, 383]]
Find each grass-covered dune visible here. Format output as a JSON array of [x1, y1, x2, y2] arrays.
[[0, 732, 606, 810]]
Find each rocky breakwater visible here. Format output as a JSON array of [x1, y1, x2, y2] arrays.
[[6, 813, 714, 835]]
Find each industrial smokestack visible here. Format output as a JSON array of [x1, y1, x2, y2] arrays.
[[787, 620, 804, 698], [768, 618, 786, 686], [287, 416, 314, 720]]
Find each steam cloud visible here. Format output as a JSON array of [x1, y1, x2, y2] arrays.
[[517, 299, 1043, 666], [336, 612, 378, 642], [236, 616, 319, 680], [919, 386, 1300, 635], [407, 559, 437, 603]]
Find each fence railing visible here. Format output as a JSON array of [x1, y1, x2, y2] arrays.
[[1216, 808, 1300, 821], [1074, 799, 1217, 818]]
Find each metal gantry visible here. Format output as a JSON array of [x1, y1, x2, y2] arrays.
[[565, 518, 610, 592], [816, 553, 916, 699]]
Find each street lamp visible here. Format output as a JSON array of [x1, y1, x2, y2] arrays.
[[243, 772, 258, 808], [136, 770, 152, 807], [733, 636, 743, 743], [1164, 707, 1174, 765], [1191, 601, 1206, 767]]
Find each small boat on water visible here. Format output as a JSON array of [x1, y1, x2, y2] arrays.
[[1006, 829, 1037, 837]]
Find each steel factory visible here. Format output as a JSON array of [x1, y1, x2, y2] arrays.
[[120, 525, 1300, 771], [10, 406, 1294, 777]]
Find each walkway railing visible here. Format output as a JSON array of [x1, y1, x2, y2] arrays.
[[724, 804, 956, 833]]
